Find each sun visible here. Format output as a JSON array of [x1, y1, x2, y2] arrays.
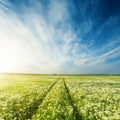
[[0, 55, 15, 73], [0, 40, 20, 73]]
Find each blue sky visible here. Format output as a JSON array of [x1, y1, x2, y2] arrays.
[[0, 0, 120, 74]]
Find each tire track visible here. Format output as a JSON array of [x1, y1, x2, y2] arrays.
[[63, 78, 82, 120], [26, 77, 61, 120]]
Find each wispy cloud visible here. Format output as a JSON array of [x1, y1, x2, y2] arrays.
[[0, 0, 76, 73]]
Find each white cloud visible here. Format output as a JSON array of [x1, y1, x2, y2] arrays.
[[0, 0, 77, 73], [70, 46, 120, 74], [48, 0, 69, 24]]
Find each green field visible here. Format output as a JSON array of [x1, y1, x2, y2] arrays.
[[0, 74, 120, 120]]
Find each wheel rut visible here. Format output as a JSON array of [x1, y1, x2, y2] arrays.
[[63, 78, 82, 120], [26, 77, 60, 120]]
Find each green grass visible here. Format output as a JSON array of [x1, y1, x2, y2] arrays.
[[0, 74, 120, 120]]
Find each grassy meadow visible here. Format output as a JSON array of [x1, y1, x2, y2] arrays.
[[0, 74, 120, 120]]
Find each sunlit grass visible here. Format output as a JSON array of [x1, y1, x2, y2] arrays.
[[0, 74, 119, 120]]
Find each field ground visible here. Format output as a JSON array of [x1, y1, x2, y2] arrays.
[[0, 74, 120, 120]]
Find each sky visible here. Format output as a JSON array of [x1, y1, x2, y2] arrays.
[[0, 0, 120, 74]]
